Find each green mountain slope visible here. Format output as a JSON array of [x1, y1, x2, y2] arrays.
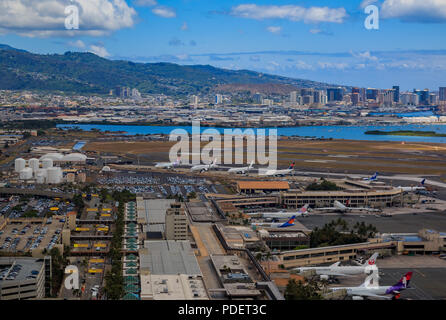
[[0, 45, 341, 96]]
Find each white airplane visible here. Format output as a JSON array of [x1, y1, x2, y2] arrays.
[[398, 179, 426, 192], [251, 215, 296, 229], [330, 271, 413, 300], [315, 200, 381, 213], [258, 162, 295, 177], [191, 158, 218, 173], [293, 253, 379, 279], [227, 160, 254, 175], [155, 157, 181, 169], [248, 204, 310, 219], [363, 172, 378, 182]]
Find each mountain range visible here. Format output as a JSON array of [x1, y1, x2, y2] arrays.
[[0, 44, 343, 96]]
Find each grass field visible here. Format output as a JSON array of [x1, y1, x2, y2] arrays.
[[83, 139, 446, 176]]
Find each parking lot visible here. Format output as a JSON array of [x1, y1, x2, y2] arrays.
[[97, 172, 226, 197], [0, 217, 65, 253]]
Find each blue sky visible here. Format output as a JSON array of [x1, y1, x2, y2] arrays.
[[0, 0, 445, 90]]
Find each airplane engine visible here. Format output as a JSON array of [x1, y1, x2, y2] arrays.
[[352, 296, 364, 300], [320, 275, 329, 280]]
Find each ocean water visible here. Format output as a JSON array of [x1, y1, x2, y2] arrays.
[[57, 123, 446, 143]]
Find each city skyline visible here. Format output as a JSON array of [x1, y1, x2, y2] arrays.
[[0, 0, 445, 90]]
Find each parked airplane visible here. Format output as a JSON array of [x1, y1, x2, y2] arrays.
[[398, 179, 426, 192], [227, 160, 255, 174], [248, 204, 310, 219], [155, 157, 181, 169], [315, 200, 381, 213], [251, 215, 296, 229], [293, 253, 379, 279], [191, 158, 218, 173], [363, 172, 379, 182], [258, 162, 295, 177], [330, 271, 413, 300]]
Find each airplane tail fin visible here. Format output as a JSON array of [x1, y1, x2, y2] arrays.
[[364, 253, 379, 266], [394, 272, 413, 288], [249, 160, 254, 169], [420, 179, 426, 186], [299, 204, 309, 214], [280, 215, 296, 227], [288, 162, 295, 170]]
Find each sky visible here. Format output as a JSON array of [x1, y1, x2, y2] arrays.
[[0, 0, 445, 91]]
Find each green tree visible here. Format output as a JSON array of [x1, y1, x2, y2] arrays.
[[285, 279, 323, 300]]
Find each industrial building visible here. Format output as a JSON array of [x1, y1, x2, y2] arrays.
[[236, 181, 290, 194], [139, 240, 201, 276], [280, 189, 404, 209], [0, 256, 51, 300], [271, 229, 446, 269], [165, 203, 188, 241], [139, 240, 208, 300], [209, 254, 262, 298], [136, 197, 176, 238]]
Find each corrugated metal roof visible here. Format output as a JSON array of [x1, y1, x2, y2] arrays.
[[237, 181, 290, 190], [140, 240, 202, 276]]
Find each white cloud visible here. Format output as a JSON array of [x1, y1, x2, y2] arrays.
[[152, 6, 176, 18], [351, 50, 379, 61], [68, 39, 86, 48], [0, 0, 136, 37], [381, 0, 446, 22], [266, 26, 281, 34], [295, 60, 314, 70], [134, 0, 157, 6], [360, 0, 379, 9], [89, 44, 110, 58], [318, 61, 349, 70], [230, 4, 348, 24]]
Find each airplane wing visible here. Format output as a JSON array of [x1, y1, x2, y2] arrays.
[[315, 207, 337, 211], [320, 271, 353, 277], [353, 293, 392, 300], [330, 262, 341, 267]]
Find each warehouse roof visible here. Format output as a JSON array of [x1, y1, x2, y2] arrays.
[[237, 181, 290, 190], [140, 240, 201, 276]]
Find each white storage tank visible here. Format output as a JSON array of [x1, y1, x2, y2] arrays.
[[19, 167, 33, 180], [28, 158, 40, 174], [61, 153, 87, 163], [66, 173, 75, 183], [36, 174, 45, 184], [15, 158, 26, 173], [40, 153, 64, 161], [35, 169, 47, 184], [42, 158, 53, 169], [47, 167, 62, 184]]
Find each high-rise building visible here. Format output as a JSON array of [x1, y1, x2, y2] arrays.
[[351, 93, 360, 106], [302, 95, 314, 105], [392, 86, 400, 103], [366, 88, 379, 101], [165, 203, 188, 241], [190, 95, 198, 106], [439, 87, 446, 101], [313, 90, 322, 104], [215, 94, 223, 104], [326, 87, 344, 102], [381, 89, 395, 107], [430, 93, 438, 105], [253, 92, 263, 104], [414, 89, 430, 105], [401, 92, 419, 106], [290, 91, 297, 105]]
